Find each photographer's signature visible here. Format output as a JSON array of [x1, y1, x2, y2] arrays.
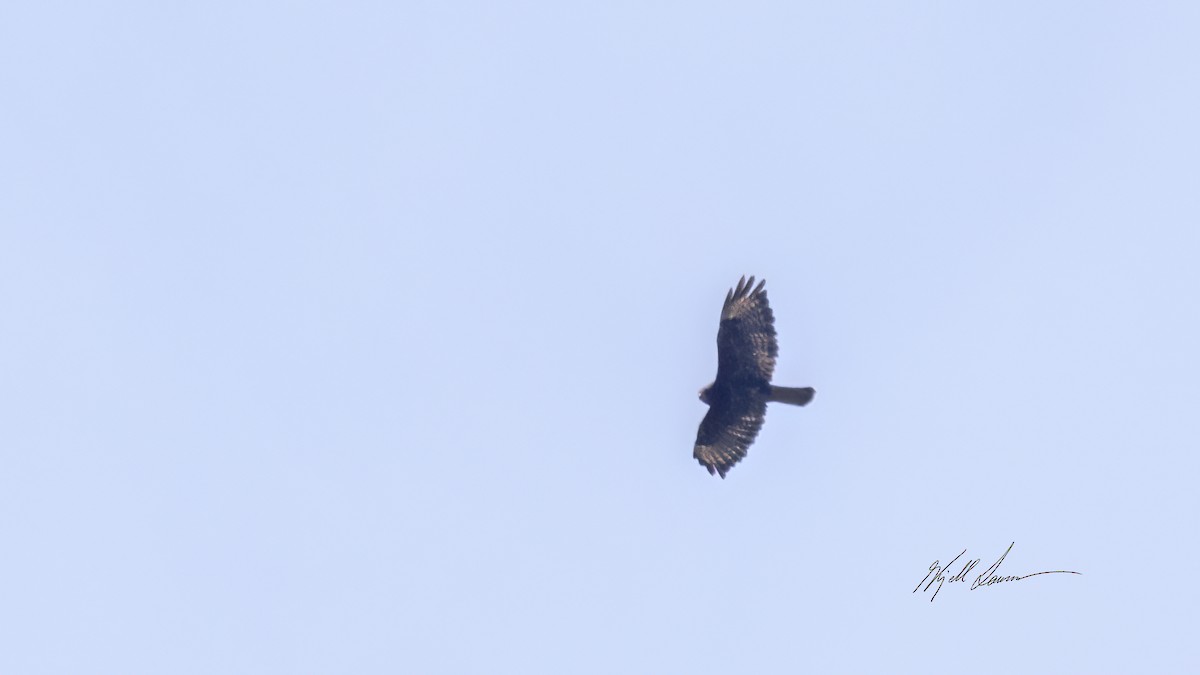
[[914, 542, 1080, 602]]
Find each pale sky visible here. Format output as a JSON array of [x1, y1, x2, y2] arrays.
[[2, 2, 1198, 673]]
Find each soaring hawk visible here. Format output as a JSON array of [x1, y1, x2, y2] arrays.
[[694, 276, 815, 478]]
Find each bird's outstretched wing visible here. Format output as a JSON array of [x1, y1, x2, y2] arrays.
[[693, 276, 779, 478], [693, 394, 767, 478], [714, 276, 777, 385]]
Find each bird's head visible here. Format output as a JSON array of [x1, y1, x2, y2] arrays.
[[698, 384, 714, 405]]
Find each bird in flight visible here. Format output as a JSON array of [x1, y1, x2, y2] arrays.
[[694, 276, 815, 478]]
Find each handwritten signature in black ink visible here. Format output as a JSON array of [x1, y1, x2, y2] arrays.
[[914, 542, 1080, 602]]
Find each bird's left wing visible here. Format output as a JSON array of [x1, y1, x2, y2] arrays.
[[715, 276, 778, 384]]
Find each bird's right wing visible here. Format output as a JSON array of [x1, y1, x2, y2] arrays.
[[693, 395, 768, 478]]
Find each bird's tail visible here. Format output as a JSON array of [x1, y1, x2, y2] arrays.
[[767, 386, 815, 407]]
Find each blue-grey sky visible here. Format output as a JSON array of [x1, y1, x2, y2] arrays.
[[3, 2, 1198, 673]]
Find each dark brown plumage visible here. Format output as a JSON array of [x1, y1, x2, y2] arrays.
[[694, 276, 815, 478]]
